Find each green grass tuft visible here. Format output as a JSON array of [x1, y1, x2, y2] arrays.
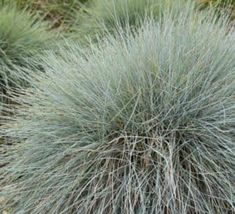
[[1, 2, 235, 213], [72, 0, 186, 44], [0, 5, 51, 67], [0, 5, 52, 114]]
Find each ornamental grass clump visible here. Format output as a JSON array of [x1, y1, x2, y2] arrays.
[[0, 5, 51, 113], [0, 5, 51, 82], [73, 0, 183, 43], [1, 3, 235, 214]]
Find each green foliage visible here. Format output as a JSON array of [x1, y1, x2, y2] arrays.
[[0, 6, 50, 66], [1, 2, 234, 213], [0, 6, 51, 71], [0, 5, 52, 114], [72, 0, 185, 43]]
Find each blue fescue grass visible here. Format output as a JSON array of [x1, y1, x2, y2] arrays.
[[0, 1, 235, 213], [0, 6, 51, 68], [0, 5, 52, 115], [71, 0, 186, 44]]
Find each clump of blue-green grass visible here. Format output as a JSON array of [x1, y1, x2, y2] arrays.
[[0, 5, 52, 114], [72, 0, 185, 43], [1, 2, 235, 214], [0, 5, 51, 71]]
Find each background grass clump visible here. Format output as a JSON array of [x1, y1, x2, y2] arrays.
[[1, 2, 234, 213], [72, 0, 184, 43], [0, 5, 50, 66], [0, 5, 51, 114]]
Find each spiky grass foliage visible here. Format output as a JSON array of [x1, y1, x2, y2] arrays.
[[72, 0, 185, 43], [0, 5, 51, 110], [1, 3, 235, 214], [0, 5, 51, 68]]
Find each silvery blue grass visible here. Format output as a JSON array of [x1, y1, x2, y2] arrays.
[[1, 2, 235, 214], [73, 0, 184, 43]]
